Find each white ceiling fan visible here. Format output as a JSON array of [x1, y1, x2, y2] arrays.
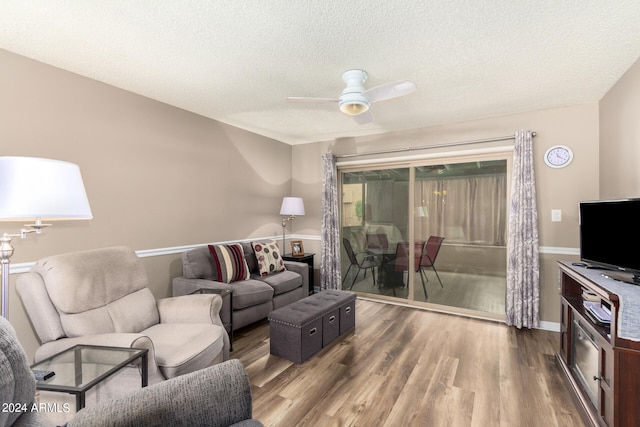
[[287, 69, 417, 124]]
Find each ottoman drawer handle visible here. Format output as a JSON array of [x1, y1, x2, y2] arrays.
[[345, 306, 352, 314], [329, 315, 336, 323], [309, 327, 317, 336]]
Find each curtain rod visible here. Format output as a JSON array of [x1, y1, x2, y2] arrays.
[[334, 132, 536, 159]]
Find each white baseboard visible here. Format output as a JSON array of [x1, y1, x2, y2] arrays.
[[538, 320, 561, 332]]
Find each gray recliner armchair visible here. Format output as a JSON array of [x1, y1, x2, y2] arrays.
[[16, 246, 229, 385], [0, 316, 262, 427]]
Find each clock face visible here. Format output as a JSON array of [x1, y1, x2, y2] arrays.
[[544, 145, 573, 168]]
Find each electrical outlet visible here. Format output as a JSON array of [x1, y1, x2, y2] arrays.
[[551, 209, 562, 222]]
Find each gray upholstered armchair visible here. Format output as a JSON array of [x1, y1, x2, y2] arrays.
[[16, 246, 229, 385], [0, 316, 262, 427]]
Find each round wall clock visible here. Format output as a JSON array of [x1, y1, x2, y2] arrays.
[[543, 145, 573, 168]]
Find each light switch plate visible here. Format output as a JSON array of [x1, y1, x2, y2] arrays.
[[551, 209, 562, 222]]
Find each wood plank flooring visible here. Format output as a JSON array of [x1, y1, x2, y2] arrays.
[[233, 299, 585, 427]]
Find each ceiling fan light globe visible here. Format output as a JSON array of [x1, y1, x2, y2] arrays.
[[340, 101, 369, 116]]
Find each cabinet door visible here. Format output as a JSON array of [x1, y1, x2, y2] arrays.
[[614, 349, 640, 427], [598, 344, 614, 427], [560, 299, 571, 364]]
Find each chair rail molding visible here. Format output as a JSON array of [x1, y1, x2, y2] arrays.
[[10, 241, 578, 275], [10, 234, 563, 334], [9, 234, 320, 274]]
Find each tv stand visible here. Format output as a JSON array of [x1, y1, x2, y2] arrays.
[[557, 262, 640, 427]]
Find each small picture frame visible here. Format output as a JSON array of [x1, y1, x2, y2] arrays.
[[291, 240, 304, 256]]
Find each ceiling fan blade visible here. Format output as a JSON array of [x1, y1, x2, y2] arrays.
[[286, 96, 339, 103], [354, 110, 374, 125], [363, 80, 417, 103]]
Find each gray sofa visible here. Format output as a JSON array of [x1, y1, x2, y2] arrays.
[[0, 316, 262, 427], [172, 242, 308, 331]]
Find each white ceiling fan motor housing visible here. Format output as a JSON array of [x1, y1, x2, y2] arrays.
[[339, 69, 370, 115]]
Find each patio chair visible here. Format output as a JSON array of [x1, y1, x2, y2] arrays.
[[343, 238, 378, 289], [418, 236, 445, 295]]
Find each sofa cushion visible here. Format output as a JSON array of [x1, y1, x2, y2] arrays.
[[241, 242, 258, 273], [251, 240, 285, 276], [182, 247, 215, 280], [142, 323, 224, 379], [208, 244, 250, 283], [60, 306, 115, 337], [108, 288, 160, 333], [59, 288, 160, 338], [33, 246, 148, 314], [0, 317, 38, 427], [257, 270, 302, 296], [230, 280, 274, 310]]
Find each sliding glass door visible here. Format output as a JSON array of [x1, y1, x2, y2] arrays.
[[340, 166, 410, 300], [412, 160, 507, 315], [340, 155, 509, 318]]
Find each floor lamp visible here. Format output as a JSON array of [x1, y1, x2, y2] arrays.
[[0, 157, 93, 318], [280, 197, 305, 254]]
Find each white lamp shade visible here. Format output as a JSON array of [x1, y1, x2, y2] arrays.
[[0, 157, 92, 221], [280, 197, 305, 216]]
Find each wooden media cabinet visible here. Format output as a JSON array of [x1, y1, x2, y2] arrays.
[[557, 262, 640, 427]]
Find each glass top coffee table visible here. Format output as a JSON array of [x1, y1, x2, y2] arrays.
[[31, 344, 148, 410]]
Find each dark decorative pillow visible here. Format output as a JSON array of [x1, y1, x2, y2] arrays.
[[208, 244, 250, 283], [251, 241, 285, 276]]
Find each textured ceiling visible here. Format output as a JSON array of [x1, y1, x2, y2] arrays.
[[2, 1, 640, 145]]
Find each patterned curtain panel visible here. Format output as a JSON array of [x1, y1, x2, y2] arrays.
[[506, 130, 540, 328], [321, 153, 341, 290]]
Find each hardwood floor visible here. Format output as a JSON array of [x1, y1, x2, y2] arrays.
[[233, 299, 585, 427]]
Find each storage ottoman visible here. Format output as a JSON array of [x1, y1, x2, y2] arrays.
[[268, 290, 356, 363]]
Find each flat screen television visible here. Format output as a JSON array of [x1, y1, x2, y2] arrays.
[[579, 198, 640, 285]]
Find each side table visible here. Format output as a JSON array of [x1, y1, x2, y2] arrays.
[[31, 345, 148, 411], [283, 252, 315, 295], [190, 288, 233, 350]]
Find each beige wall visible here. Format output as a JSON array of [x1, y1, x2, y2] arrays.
[[292, 104, 601, 325], [1, 49, 293, 360], [599, 56, 640, 199]]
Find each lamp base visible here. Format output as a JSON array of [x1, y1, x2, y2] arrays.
[[282, 225, 286, 256], [1, 234, 15, 318], [281, 216, 296, 255]]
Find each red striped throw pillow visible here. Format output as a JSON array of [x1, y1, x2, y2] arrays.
[[208, 244, 250, 283]]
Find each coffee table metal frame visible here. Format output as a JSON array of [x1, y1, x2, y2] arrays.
[[31, 344, 148, 411]]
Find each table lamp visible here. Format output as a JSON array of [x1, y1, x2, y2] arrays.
[[0, 157, 92, 318], [280, 197, 305, 253]]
